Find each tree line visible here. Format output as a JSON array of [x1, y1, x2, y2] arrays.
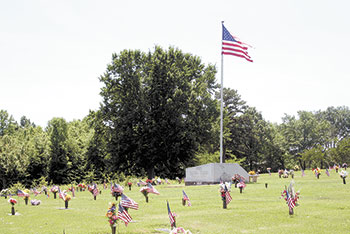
[[1, 46, 350, 189]]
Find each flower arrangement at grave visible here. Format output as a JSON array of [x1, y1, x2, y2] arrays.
[[146, 178, 154, 184], [8, 198, 17, 215], [31, 199, 41, 206], [127, 182, 132, 191], [59, 190, 71, 209], [339, 170, 348, 184], [237, 178, 246, 193], [51, 186, 59, 199], [1, 188, 11, 199], [42, 186, 48, 195], [335, 165, 339, 173], [89, 183, 99, 200], [248, 170, 256, 175], [231, 174, 241, 187], [281, 181, 300, 215], [140, 183, 159, 203], [283, 169, 289, 178], [170, 227, 193, 234], [289, 170, 295, 179], [78, 183, 86, 191], [106, 202, 118, 234], [111, 183, 124, 200], [313, 168, 321, 179], [219, 183, 232, 209], [18, 189, 31, 205], [278, 169, 284, 178]]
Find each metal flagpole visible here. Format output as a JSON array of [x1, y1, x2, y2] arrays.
[[220, 21, 224, 164]]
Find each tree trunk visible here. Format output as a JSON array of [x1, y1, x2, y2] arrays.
[[265, 183, 268, 188], [65, 200, 68, 209], [239, 187, 243, 193], [54, 192, 57, 199], [147, 167, 155, 180], [94, 196, 96, 200], [343, 177, 346, 184], [182, 198, 186, 206], [11, 206, 15, 215]]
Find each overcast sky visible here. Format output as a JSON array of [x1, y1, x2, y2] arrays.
[[1, 0, 349, 127]]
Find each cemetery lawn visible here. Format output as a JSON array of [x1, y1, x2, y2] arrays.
[[1, 170, 350, 234]]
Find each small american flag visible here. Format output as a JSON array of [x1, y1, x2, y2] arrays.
[[167, 201, 176, 228], [182, 190, 192, 206], [33, 188, 41, 196], [222, 24, 253, 62], [118, 204, 132, 226], [112, 183, 124, 193], [286, 189, 295, 210], [139, 180, 147, 186], [59, 189, 66, 201], [17, 189, 29, 197], [92, 184, 99, 196], [146, 183, 160, 195], [224, 185, 232, 205], [121, 194, 139, 210]]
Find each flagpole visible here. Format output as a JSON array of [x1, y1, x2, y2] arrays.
[[220, 21, 224, 164]]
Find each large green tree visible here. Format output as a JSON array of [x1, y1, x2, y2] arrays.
[[99, 46, 219, 178]]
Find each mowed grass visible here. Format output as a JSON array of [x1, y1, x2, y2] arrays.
[[1, 170, 350, 234]]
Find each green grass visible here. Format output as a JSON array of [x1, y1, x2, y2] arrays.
[[1, 170, 350, 234]]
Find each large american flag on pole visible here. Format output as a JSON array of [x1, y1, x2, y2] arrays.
[[121, 194, 139, 210], [222, 24, 253, 62], [167, 201, 176, 228], [118, 203, 132, 226]]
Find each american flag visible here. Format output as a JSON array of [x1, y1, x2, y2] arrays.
[[33, 188, 41, 196], [93, 184, 99, 196], [139, 180, 147, 186], [222, 24, 253, 62], [121, 194, 139, 210], [59, 189, 66, 201], [146, 183, 160, 195], [286, 189, 295, 210], [167, 201, 176, 228], [112, 183, 124, 193], [118, 203, 132, 226], [326, 169, 330, 176], [224, 185, 232, 205], [182, 190, 192, 206], [17, 189, 29, 197]]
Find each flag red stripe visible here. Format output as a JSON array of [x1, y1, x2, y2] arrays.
[[222, 46, 251, 58], [222, 52, 253, 62], [222, 42, 248, 50]]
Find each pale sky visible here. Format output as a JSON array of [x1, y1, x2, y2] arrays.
[[1, 0, 349, 127]]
